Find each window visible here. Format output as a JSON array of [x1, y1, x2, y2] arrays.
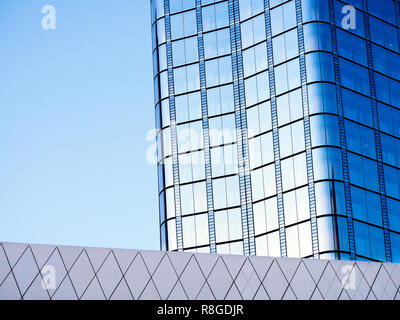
[[303, 22, 331, 52], [182, 213, 209, 248], [306, 52, 334, 83], [315, 181, 346, 216], [171, 10, 197, 40], [211, 144, 238, 177], [274, 58, 300, 95], [167, 219, 177, 250], [241, 14, 266, 49], [308, 83, 337, 115], [342, 89, 373, 127], [372, 44, 400, 81], [213, 175, 240, 210], [215, 208, 243, 243], [170, 0, 195, 14], [179, 150, 205, 183], [251, 164, 276, 201], [370, 16, 399, 52], [175, 92, 202, 123], [246, 101, 272, 137], [337, 29, 367, 66], [345, 120, 376, 159], [301, 0, 329, 22], [283, 186, 310, 225], [277, 88, 302, 126], [239, 0, 264, 21], [281, 153, 307, 191], [205, 56, 232, 87], [243, 41, 268, 78], [180, 182, 207, 215], [354, 221, 385, 261], [334, 1, 364, 37], [339, 59, 370, 96], [174, 64, 200, 94], [172, 36, 198, 66], [207, 84, 234, 116], [348, 153, 379, 192], [202, 2, 229, 32], [270, 1, 296, 36], [209, 114, 236, 147], [245, 71, 269, 106], [378, 103, 400, 138], [313, 147, 343, 181], [253, 197, 279, 235], [375, 73, 400, 108], [351, 186, 382, 226], [381, 134, 400, 167], [177, 120, 203, 152], [272, 29, 298, 65], [279, 121, 305, 158], [203, 28, 231, 59], [310, 114, 340, 147], [384, 165, 400, 199]]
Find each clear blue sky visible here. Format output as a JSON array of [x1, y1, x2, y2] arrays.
[[0, 1, 159, 250]]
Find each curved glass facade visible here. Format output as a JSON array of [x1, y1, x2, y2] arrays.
[[151, 0, 400, 262]]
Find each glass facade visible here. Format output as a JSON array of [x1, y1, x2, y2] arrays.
[[151, 0, 400, 262]]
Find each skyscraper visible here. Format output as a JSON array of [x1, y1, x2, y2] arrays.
[[151, 0, 400, 263]]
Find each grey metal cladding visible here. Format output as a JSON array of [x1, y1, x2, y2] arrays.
[[0, 242, 399, 300]]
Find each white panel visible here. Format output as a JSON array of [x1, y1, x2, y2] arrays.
[[109, 279, 133, 300], [167, 281, 188, 300], [234, 259, 261, 300], [139, 280, 161, 300], [58, 246, 84, 271], [0, 245, 11, 285], [253, 285, 269, 300], [371, 266, 397, 299], [23, 274, 50, 300], [68, 251, 95, 298], [2, 242, 28, 268], [310, 288, 323, 300], [221, 254, 246, 280], [43, 248, 68, 297], [152, 255, 178, 299], [30, 244, 55, 270], [179, 256, 207, 299], [303, 258, 328, 284], [52, 276, 78, 300], [167, 251, 192, 276], [225, 284, 242, 300], [97, 252, 123, 299], [141, 250, 166, 275], [317, 262, 343, 300], [356, 261, 380, 287], [383, 263, 400, 290], [262, 260, 288, 300], [81, 278, 106, 300], [275, 257, 301, 283], [248, 256, 274, 281], [113, 248, 139, 274], [12, 248, 40, 295], [289, 262, 315, 300], [0, 272, 21, 300], [207, 257, 234, 299], [196, 283, 215, 300], [85, 247, 111, 273], [193, 252, 219, 278], [124, 253, 151, 299], [282, 286, 296, 300]]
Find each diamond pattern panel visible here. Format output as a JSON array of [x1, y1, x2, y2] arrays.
[[0, 242, 399, 300]]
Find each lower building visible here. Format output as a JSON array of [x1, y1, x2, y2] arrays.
[[0, 242, 399, 300]]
